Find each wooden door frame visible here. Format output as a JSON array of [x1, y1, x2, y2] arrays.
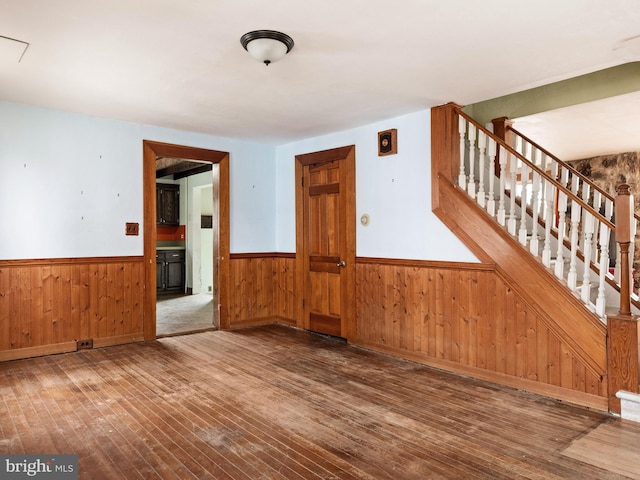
[[143, 140, 230, 340], [295, 145, 356, 341]]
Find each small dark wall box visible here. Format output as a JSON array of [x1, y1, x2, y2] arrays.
[[378, 129, 397, 156]]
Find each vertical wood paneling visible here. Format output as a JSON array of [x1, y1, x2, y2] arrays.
[[19, 267, 31, 348], [0, 269, 8, 350], [41, 265, 53, 347], [228, 254, 298, 327], [274, 256, 296, 323], [355, 259, 608, 409], [0, 257, 144, 361]]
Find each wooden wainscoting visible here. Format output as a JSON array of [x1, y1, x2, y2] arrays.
[[0, 256, 145, 362], [228, 253, 297, 329], [354, 257, 608, 410]]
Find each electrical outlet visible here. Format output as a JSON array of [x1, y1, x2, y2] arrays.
[[77, 339, 93, 350], [125, 222, 139, 236]]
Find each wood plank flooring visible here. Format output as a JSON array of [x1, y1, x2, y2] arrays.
[[1, 324, 638, 479], [562, 421, 640, 479]]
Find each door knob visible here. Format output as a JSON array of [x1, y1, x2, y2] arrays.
[[337, 261, 346, 267]]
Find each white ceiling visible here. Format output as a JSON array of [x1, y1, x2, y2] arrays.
[[1, 0, 640, 145], [514, 91, 640, 161]]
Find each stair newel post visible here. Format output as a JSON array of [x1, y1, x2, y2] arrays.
[[595, 221, 610, 318], [554, 192, 568, 280], [467, 123, 477, 199], [542, 179, 554, 267], [458, 115, 468, 190], [607, 183, 639, 414], [431, 103, 462, 211], [476, 131, 487, 208], [497, 145, 508, 226], [491, 116, 513, 179], [615, 245, 622, 285], [615, 184, 634, 316], [486, 138, 497, 216], [567, 200, 582, 291]]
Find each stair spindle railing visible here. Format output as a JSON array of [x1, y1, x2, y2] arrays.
[[506, 123, 639, 302], [456, 108, 616, 320]]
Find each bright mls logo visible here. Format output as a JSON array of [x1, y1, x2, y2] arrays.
[[0, 455, 77, 479]]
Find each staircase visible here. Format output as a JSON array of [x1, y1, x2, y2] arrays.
[[456, 109, 639, 319], [431, 102, 640, 414]]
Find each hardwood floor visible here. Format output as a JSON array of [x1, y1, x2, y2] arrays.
[[1, 325, 639, 479]]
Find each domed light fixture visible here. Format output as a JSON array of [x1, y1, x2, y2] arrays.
[[240, 30, 294, 66]]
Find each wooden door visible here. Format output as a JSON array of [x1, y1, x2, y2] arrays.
[[296, 146, 355, 340]]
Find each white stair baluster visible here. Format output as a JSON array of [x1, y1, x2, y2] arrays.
[[560, 166, 570, 190], [595, 222, 610, 318], [529, 149, 541, 256], [507, 150, 518, 236], [581, 214, 595, 305], [467, 124, 477, 199], [605, 197, 615, 281], [555, 191, 568, 280], [542, 179, 554, 267], [476, 132, 487, 208], [486, 138, 497, 216], [570, 172, 579, 194], [579, 182, 591, 251], [458, 116, 467, 190], [498, 145, 507, 226], [567, 200, 582, 291], [518, 162, 529, 246], [591, 191, 603, 265]]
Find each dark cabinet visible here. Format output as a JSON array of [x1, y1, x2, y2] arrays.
[[156, 250, 185, 293], [156, 183, 180, 226]]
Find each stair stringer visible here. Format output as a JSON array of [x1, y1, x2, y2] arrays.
[[434, 175, 607, 387]]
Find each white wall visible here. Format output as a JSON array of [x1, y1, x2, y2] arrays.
[[0, 101, 276, 260], [1, 101, 478, 262], [275, 110, 478, 262]]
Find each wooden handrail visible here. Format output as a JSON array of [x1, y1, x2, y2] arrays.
[[507, 124, 640, 225], [456, 109, 615, 231]]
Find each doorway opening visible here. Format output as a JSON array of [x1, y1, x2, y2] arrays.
[[156, 162, 216, 336], [142, 141, 230, 341]]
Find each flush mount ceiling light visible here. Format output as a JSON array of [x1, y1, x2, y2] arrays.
[[240, 30, 294, 66]]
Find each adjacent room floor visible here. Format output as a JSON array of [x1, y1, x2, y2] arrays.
[[1, 325, 639, 479], [156, 292, 216, 336]]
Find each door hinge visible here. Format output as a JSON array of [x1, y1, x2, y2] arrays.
[[302, 299, 305, 308], [301, 176, 304, 187]]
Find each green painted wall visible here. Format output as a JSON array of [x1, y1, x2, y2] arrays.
[[463, 62, 640, 125]]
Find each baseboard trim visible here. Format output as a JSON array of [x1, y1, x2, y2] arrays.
[[0, 342, 78, 362], [227, 316, 296, 330], [93, 333, 145, 348], [354, 338, 608, 412]]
